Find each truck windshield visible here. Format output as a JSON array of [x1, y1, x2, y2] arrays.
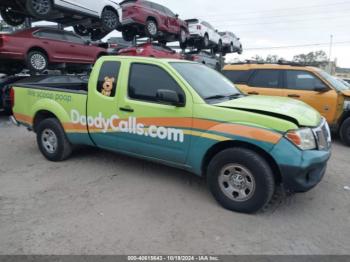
[[171, 62, 243, 103], [317, 70, 349, 91]]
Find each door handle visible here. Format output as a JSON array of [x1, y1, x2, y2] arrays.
[[119, 107, 134, 113], [288, 94, 300, 98], [70, 45, 75, 47], [43, 41, 49, 44], [248, 91, 259, 95]]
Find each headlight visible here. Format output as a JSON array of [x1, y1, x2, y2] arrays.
[[344, 101, 350, 110], [285, 128, 316, 150]]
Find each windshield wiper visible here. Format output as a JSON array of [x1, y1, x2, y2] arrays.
[[204, 95, 227, 100], [204, 93, 244, 101]]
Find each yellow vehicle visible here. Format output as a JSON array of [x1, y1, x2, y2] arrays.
[[223, 62, 350, 145]]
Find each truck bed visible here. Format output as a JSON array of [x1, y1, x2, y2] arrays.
[[13, 75, 88, 93]]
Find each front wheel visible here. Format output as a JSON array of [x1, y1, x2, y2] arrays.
[[26, 0, 53, 19], [207, 148, 275, 213], [101, 8, 120, 32], [340, 118, 350, 146], [36, 118, 72, 161], [0, 8, 25, 26]]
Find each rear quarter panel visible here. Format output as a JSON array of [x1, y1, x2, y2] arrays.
[[12, 86, 92, 145]]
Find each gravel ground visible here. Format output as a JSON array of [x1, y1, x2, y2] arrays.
[[0, 115, 349, 255]]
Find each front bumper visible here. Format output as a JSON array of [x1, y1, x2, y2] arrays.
[[271, 138, 331, 193]]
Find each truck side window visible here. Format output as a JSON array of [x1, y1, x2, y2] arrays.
[[97, 61, 121, 97], [128, 63, 184, 103], [223, 70, 252, 84], [285, 70, 326, 91], [249, 69, 280, 88]]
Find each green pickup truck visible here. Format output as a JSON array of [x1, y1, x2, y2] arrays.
[[11, 56, 331, 213]]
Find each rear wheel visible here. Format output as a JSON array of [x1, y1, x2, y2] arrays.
[[145, 19, 158, 38], [26, 0, 53, 19], [27, 50, 48, 74], [122, 29, 135, 42], [101, 8, 120, 32], [0, 8, 25, 26], [202, 34, 209, 49], [73, 25, 90, 36], [207, 148, 275, 213], [36, 118, 72, 161], [340, 118, 350, 146]]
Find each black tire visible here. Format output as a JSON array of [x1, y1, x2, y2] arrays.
[[238, 45, 243, 55], [36, 118, 72, 161], [230, 43, 234, 53], [26, 50, 48, 74], [145, 19, 158, 38], [340, 118, 350, 146], [179, 28, 187, 45], [207, 148, 275, 213], [26, 0, 53, 19], [0, 8, 25, 26], [122, 29, 135, 42], [202, 34, 209, 49], [73, 25, 90, 36], [101, 8, 120, 32]]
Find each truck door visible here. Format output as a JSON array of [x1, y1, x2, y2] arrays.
[[282, 70, 339, 124], [115, 61, 193, 164], [86, 60, 123, 149]]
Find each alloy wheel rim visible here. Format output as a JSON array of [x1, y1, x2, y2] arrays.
[[104, 11, 118, 29], [148, 22, 157, 36], [218, 164, 256, 202], [31, 54, 46, 71], [32, 0, 51, 15], [41, 129, 57, 154]]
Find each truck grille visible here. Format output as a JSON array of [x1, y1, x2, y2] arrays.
[[313, 118, 331, 150]]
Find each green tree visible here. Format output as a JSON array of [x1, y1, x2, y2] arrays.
[[293, 50, 328, 66]]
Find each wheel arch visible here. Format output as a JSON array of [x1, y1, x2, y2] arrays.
[[201, 140, 282, 184], [27, 46, 50, 62], [31, 100, 71, 133], [146, 16, 158, 25]]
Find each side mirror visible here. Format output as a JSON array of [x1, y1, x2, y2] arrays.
[[237, 37, 240, 40], [314, 85, 329, 92], [156, 89, 184, 106], [175, 14, 179, 18], [85, 40, 91, 45], [215, 29, 218, 33]]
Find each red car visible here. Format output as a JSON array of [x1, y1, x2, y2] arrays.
[[118, 43, 184, 59], [120, 0, 188, 48], [0, 27, 108, 74]]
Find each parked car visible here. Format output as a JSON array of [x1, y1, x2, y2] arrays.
[[0, 75, 27, 113], [120, 0, 188, 47], [0, 27, 108, 74], [0, 0, 122, 40], [223, 62, 350, 145], [186, 18, 222, 51], [219, 31, 242, 54], [185, 51, 221, 70], [118, 43, 184, 59], [107, 37, 133, 55], [11, 56, 331, 213]]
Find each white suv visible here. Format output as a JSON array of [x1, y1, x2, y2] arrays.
[[219, 31, 242, 54], [0, 0, 122, 40], [186, 18, 222, 51]]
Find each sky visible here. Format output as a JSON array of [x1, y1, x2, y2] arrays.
[[30, 0, 350, 68]]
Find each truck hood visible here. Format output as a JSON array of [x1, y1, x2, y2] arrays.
[[215, 95, 321, 127]]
